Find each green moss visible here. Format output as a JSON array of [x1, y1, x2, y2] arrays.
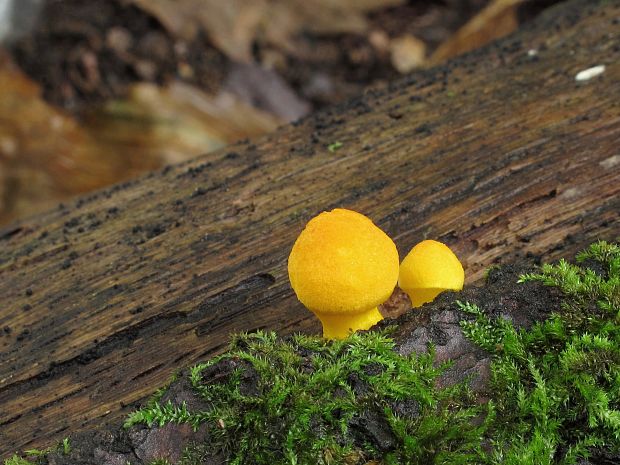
[[327, 141, 343, 152], [4, 436, 71, 465], [60, 438, 70, 455], [476, 240, 620, 464], [127, 330, 488, 464], [482, 264, 502, 280], [4, 457, 34, 465]]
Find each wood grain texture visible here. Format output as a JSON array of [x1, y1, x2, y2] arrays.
[[1, 0, 619, 454]]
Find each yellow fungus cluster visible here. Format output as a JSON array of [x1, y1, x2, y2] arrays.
[[288, 208, 464, 339]]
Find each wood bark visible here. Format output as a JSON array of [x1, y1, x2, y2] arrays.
[[1, 0, 619, 454]]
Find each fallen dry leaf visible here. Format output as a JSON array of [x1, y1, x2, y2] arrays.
[[127, 0, 406, 62], [0, 48, 281, 225], [224, 62, 310, 122], [84, 81, 282, 166], [430, 0, 525, 64], [0, 49, 118, 224]]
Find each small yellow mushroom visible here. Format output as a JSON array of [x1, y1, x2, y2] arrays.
[[288, 208, 399, 339], [398, 239, 464, 307]]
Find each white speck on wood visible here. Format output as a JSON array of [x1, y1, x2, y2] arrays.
[[575, 65, 605, 81], [559, 187, 581, 199], [599, 155, 620, 169]]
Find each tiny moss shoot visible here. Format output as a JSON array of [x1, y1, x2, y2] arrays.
[[61, 438, 70, 455], [327, 141, 343, 152]]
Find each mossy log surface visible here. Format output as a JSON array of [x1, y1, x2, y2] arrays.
[[0, 0, 619, 454], [33, 264, 569, 464]]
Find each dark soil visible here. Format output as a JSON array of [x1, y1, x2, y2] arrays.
[[10, 0, 226, 113], [38, 262, 618, 465], [9, 0, 562, 115]]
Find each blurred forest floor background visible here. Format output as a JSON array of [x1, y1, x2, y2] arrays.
[[0, 0, 560, 226]]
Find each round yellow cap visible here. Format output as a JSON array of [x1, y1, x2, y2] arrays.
[[398, 239, 464, 307], [288, 208, 399, 315]]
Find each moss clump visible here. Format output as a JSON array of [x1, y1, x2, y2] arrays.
[[465, 240, 620, 464], [126, 330, 488, 464], [4, 457, 34, 465], [4, 437, 71, 465]]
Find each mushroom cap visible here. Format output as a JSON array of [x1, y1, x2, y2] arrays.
[[288, 208, 399, 314], [398, 239, 464, 306]]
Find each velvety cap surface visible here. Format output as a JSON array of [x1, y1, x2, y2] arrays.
[[288, 209, 399, 314], [398, 239, 464, 293]]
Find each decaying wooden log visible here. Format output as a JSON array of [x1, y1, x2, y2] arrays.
[[0, 0, 618, 454]]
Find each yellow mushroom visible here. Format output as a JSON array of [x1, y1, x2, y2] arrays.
[[288, 208, 399, 339], [398, 239, 464, 307]]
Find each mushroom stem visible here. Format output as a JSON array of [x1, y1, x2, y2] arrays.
[[314, 307, 383, 340]]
